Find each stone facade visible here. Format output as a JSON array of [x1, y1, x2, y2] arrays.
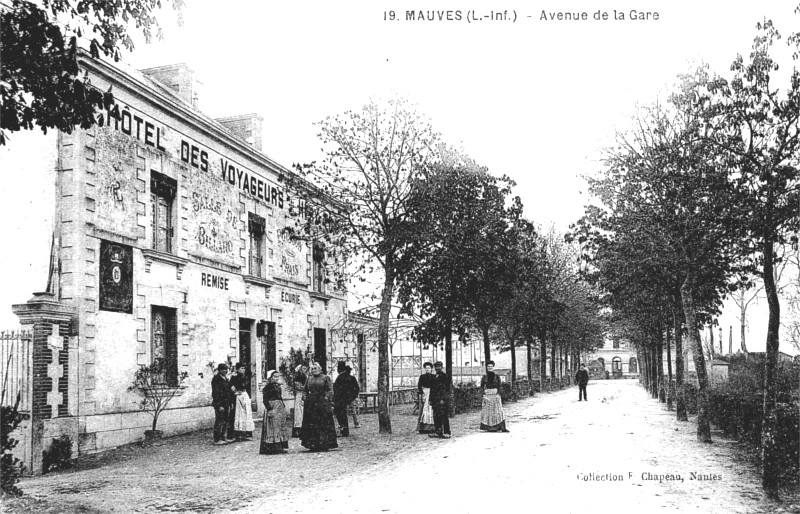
[[11, 51, 347, 464], [583, 335, 639, 379]]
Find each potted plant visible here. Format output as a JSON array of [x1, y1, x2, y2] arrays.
[[129, 360, 188, 443]]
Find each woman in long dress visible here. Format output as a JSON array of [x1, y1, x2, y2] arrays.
[[480, 360, 509, 432], [260, 370, 290, 454], [300, 363, 339, 452], [292, 364, 308, 438], [230, 362, 255, 441], [417, 362, 436, 434]]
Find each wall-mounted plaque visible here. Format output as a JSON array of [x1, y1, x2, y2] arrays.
[[99, 240, 133, 313]]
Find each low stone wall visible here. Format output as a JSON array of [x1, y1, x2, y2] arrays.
[[79, 405, 215, 454]]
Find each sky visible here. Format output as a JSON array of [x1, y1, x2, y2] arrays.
[[1, 0, 798, 353]]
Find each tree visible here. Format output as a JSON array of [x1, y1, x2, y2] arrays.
[[292, 98, 437, 434], [1, 0, 183, 145], [705, 22, 800, 489], [128, 361, 188, 434], [577, 71, 743, 440], [398, 152, 520, 382]]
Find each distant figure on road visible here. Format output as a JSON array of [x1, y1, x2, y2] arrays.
[[292, 364, 308, 437], [260, 370, 290, 454], [300, 363, 339, 452], [333, 365, 359, 437], [230, 362, 255, 441], [429, 361, 452, 439], [417, 362, 436, 434], [211, 363, 233, 445], [576, 364, 589, 401], [480, 361, 509, 432]]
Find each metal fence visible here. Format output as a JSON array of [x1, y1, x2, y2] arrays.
[[1, 330, 32, 412]]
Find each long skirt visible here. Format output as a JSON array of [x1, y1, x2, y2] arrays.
[[417, 387, 436, 433], [292, 394, 304, 437], [234, 392, 255, 433], [300, 395, 339, 451], [260, 400, 290, 454], [480, 388, 507, 432]]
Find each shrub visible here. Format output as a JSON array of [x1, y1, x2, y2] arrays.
[[1, 393, 25, 496], [128, 360, 189, 433], [452, 382, 482, 414], [278, 347, 311, 394], [42, 435, 74, 474]]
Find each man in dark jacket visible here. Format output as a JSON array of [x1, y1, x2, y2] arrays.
[[576, 364, 589, 401], [429, 361, 452, 438], [333, 365, 359, 436], [211, 363, 233, 444]]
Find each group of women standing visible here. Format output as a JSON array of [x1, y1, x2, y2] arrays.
[[258, 358, 508, 455], [258, 362, 339, 455], [416, 360, 510, 434]]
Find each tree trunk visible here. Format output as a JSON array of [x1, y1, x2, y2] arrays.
[[526, 335, 534, 395], [673, 303, 688, 421], [740, 302, 749, 354], [377, 264, 395, 434], [509, 336, 517, 386], [681, 271, 711, 443], [482, 326, 491, 365], [444, 321, 454, 417], [666, 323, 674, 411], [657, 325, 666, 403], [708, 324, 716, 359], [539, 330, 547, 386], [761, 238, 782, 491], [650, 344, 658, 399], [550, 336, 557, 379], [638, 348, 645, 387], [642, 346, 650, 391]]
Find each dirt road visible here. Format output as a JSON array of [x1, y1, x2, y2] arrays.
[[5, 380, 798, 514]]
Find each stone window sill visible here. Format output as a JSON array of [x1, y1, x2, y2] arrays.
[[139, 385, 187, 398]]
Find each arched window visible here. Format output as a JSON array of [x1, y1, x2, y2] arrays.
[[612, 357, 622, 372], [597, 357, 605, 369], [629, 357, 638, 373]]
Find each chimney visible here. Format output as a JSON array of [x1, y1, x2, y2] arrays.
[[215, 114, 263, 151], [140, 64, 201, 109]]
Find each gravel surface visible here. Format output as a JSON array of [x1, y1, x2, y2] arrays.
[[3, 380, 798, 514]]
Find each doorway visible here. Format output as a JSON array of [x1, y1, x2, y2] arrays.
[[239, 318, 256, 407], [314, 328, 327, 373]]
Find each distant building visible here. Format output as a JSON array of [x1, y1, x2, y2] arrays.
[[582, 335, 639, 379]]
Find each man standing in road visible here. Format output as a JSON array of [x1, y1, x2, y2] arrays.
[[429, 361, 452, 439], [211, 363, 234, 445], [576, 364, 589, 401]]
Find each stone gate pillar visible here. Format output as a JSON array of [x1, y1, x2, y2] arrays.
[[13, 292, 77, 474]]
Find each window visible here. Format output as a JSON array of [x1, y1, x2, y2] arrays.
[[150, 171, 177, 253], [629, 357, 638, 373], [248, 213, 266, 277], [613, 337, 620, 349], [151, 306, 178, 386], [612, 357, 622, 372], [313, 241, 325, 293]]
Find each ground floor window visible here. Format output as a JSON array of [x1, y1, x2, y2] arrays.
[[151, 306, 178, 386]]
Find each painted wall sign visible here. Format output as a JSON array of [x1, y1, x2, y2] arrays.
[[280, 290, 301, 305], [201, 272, 229, 290], [274, 228, 308, 284], [101, 104, 167, 151], [99, 240, 133, 313]]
